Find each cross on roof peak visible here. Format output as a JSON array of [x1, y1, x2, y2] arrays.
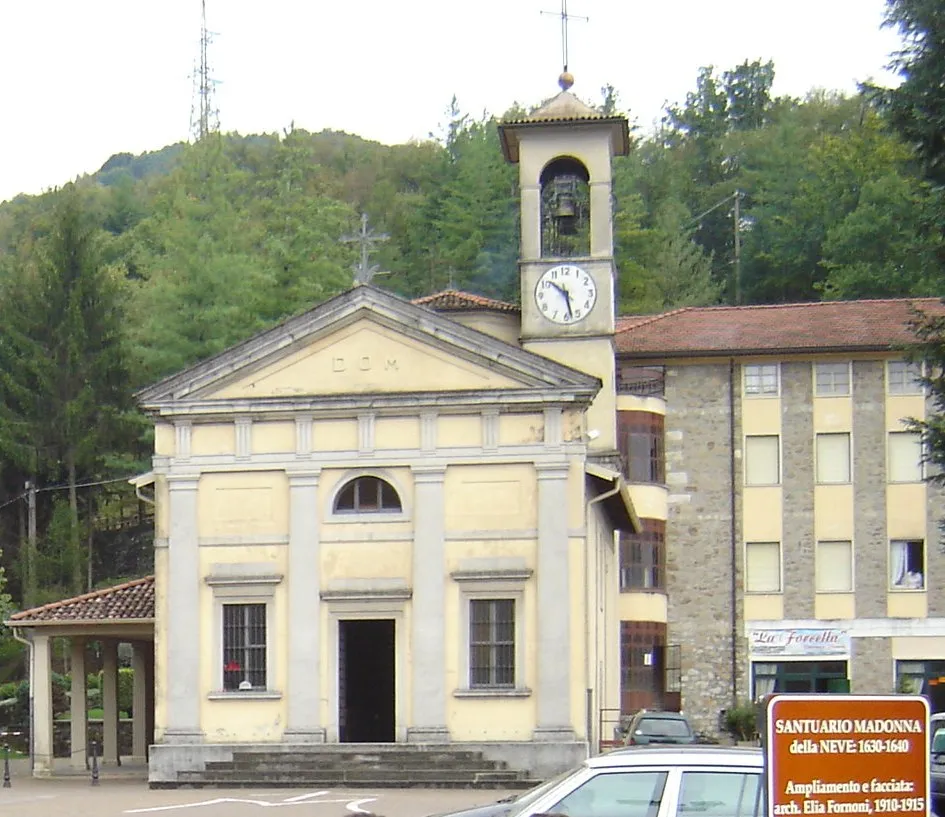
[[541, 0, 588, 79]]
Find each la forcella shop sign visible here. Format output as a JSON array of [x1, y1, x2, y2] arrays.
[[765, 694, 929, 817]]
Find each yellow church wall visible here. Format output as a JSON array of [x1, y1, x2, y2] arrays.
[[155, 423, 175, 456], [447, 312, 521, 345], [153, 547, 168, 740], [498, 413, 544, 446], [251, 421, 296, 455], [201, 699, 286, 743], [197, 472, 289, 539], [321, 540, 413, 580], [444, 464, 538, 530], [314, 419, 358, 452], [569, 538, 589, 738], [438, 415, 481, 448], [191, 424, 235, 457], [375, 417, 420, 450], [445, 539, 535, 567], [154, 476, 169, 541], [448, 698, 537, 741], [210, 320, 523, 400], [563, 409, 585, 443]]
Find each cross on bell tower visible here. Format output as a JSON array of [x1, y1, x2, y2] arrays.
[[541, 0, 588, 80]]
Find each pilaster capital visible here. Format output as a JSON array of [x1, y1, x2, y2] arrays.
[[287, 468, 322, 488], [412, 465, 447, 485], [166, 474, 200, 492], [535, 462, 570, 481]]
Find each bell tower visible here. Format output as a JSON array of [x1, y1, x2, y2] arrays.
[[498, 74, 629, 453]]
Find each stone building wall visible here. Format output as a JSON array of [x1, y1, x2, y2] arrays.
[[665, 361, 744, 735], [851, 637, 893, 693]]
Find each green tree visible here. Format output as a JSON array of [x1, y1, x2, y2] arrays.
[[905, 305, 945, 486]]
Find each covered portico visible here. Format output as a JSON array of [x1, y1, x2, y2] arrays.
[[5, 577, 155, 777]]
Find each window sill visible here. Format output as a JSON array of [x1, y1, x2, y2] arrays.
[[325, 512, 407, 524], [453, 687, 532, 699], [620, 587, 667, 595], [208, 690, 283, 701], [889, 587, 926, 593]]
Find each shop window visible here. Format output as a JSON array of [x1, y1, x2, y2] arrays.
[[888, 432, 924, 483], [745, 542, 781, 593], [815, 541, 853, 593], [334, 475, 401, 514], [896, 660, 945, 701], [816, 433, 851, 484], [815, 362, 851, 396], [751, 661, 849, 700], [618, 412, 665, 484], [619, 520, 665, 591], [744, 436, 780, 486], [744, 364, 779, 397], [890, 539, 925, 590], [888, 361, 924, 395]]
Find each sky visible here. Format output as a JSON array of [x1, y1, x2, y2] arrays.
[[0, 0, 904, 204]]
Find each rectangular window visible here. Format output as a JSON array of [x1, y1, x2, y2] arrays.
[[816, 433, 851, 484], [888, 431, 924, 483], [469, 599, 515, 688], [815, 362, 851, 396], [888, 361, 924, 395], [618, 412, 665, 484], [890, 539, 925, 590], [745, 436, 780, 485], [746, 542, 781, 593], [816, 540, 853, 593], [676, 771, 763, 817], [619, 521, 666, 591], [744, 364, 779, 397], [222, 603, 267, 691]]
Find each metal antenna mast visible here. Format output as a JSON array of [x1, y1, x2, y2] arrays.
[[190, 0, 220, 141], [341, 214, 390, 286], [541, 0, 588, 73]]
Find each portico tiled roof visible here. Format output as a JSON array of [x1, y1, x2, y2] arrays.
[[616, 298, 945, 358], [413, 290, 520, 313], [7, 576, 154, 625]]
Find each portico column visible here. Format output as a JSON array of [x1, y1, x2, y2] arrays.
[[131, 642, 149, 762], [164, 475, 203, 742], [31, 634, 53, 777], [284, 469, 325, 742], [102, 639, 119, 765], [534, 464, 575, 740], [69, 638, 87, 769], [408, 466, 449, 742]]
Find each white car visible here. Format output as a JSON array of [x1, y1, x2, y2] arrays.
[[429, 745, 765, 817]]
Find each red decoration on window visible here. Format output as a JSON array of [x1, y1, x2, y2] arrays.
[[224, 661, 241, 672]]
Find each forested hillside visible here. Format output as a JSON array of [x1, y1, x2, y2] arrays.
[[0, 21, 942, 668]]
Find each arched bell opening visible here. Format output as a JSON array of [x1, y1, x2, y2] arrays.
[[540, 157, 590, 258]]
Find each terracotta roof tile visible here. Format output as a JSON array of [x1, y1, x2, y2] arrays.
[[8, 576, 154, 625], [413, 289, 520, 313], [616, 298, 945, 357]]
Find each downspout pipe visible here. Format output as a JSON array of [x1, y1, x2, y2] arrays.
[[729, 358, 739, 708]]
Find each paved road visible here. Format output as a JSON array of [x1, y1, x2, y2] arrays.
[[0, 774, 515, 817]]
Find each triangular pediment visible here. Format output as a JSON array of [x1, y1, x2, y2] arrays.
[[137, 286, 600, 412]]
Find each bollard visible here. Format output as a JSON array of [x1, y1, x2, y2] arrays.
[[2, 743, 10, 788], [90, 740, 99, 786]]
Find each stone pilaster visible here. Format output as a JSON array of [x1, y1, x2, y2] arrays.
[[533, 463, 574, 740], [164, 474, 203, 742], [131, 641, 150, 762], [408, 466, 449, 742], [102, 639, 119, 765], [32, 634, 53, 776], [284, 469, 325, 742], [70, 638, 87, 768]]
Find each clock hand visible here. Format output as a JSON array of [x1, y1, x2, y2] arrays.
[[559, 285, 573, 318]]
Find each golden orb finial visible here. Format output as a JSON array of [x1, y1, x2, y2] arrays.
[[558, 71, 574, 91]]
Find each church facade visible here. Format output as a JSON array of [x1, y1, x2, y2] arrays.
[[138, 81, 641, 783]]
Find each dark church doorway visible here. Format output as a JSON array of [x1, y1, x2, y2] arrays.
[[338, 619, 396, 742]]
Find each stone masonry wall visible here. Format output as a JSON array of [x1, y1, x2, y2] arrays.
[[853, 361, 888, 618], [780, 363, 815, 619], [851, 637, 893, 693], [665, 362, 744, 736]]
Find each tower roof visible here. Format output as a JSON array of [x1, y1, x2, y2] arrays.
[[498, 88, 630, 163]]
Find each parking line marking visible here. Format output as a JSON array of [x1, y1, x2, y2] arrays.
[[344, 798, 377, 814]]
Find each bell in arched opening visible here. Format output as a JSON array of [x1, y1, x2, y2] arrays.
[[540, 157, 590, 258]]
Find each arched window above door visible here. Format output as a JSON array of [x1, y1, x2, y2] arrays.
[[333, 475, 402, 514]]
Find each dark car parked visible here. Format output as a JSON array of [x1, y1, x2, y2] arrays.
[[931, 713, 945, 815], [623, 710, 696, 746]]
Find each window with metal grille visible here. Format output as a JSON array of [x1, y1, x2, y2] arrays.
[[334, 476, 401, 513], [619, 520, 666, 591], [618, 412, 665, 484], [223, 603, 267, 691], [469, 599, 515, 688], [620, 621, 666, 693]]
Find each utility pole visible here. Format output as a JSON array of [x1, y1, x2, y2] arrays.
[[733, 189, 742, 306], [25, 480, 36, 607]]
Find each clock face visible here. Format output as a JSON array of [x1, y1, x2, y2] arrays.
[[534, 264, 597, 325]]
